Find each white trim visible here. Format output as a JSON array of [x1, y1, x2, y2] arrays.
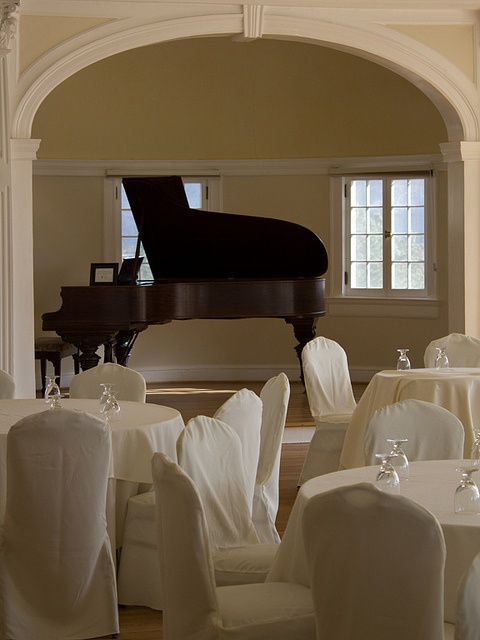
[[43, 363, 379, 390], [43, 364, 303, 390], [327, 296, 440, 318], [12, 9, 478, 142], [33, 154, 443, 177]]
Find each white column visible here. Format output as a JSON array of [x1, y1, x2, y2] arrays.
[[441, 141, 480, 338], [0, 49, 12, 376], [9, 138, 40, 398]]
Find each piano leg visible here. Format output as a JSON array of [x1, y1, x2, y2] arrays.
[[59, 335, 109, 371], [285, 317, 318, 385], [114, 330, 140, 366]]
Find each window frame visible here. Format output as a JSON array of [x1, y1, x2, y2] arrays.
[[329, 171, 438, 318], [103, 176, 222, 272]]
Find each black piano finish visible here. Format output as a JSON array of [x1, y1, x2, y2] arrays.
[[43, 177, 328, 378]]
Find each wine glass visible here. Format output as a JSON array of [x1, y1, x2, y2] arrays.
[[100, 387, 121, 422], [375, 453, 400, 494], [99, 383, 114, 409], [386, 438, 409, 480], [396, 349, 411, 370], [44, 374, 61, 409], [471, 429, 480, 467], [435, 347, 449, 370], [454, 467, 480, 514]]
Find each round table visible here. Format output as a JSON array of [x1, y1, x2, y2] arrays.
[[0, 398, 185, 546], [341, 368, 480, 469], [267, 459, 480, 623]]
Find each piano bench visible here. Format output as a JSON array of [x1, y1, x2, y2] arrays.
[[35, 337, 79, 395]]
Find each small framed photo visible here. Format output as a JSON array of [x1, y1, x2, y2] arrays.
[[90, 263, 119, 286]]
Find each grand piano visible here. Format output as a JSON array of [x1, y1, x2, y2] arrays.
[[42, 176, 328, 380]]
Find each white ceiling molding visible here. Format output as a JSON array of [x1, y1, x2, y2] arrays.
[[11, 4, 479, 145], [232, 5, 264, 41], [33, 154, 443, 177], [0, 0, 19, 48]]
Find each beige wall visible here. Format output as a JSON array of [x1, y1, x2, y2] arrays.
[[32, 37, 450, 383], [32, 37, 447, 160]]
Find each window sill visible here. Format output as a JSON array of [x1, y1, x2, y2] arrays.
[[327, 296, 439, 318]]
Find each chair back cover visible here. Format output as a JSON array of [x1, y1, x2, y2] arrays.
[[302, 337, 356, 420], [252, 373, 290, 543], [176, 415, 259, 550], [424, 332, 480, 368], [455, 551, 480, 640], [364, 399, 465, 465], [303, 483, 446, 640], [213, 388, 262, 516], [0, 370, 14, 399], [69, 361, 146, 402], [1, 408, 118, 640], [152, 452, 219, 639]]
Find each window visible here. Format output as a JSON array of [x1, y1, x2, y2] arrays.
[[120, 178, 212, 281], [343, 174, 434, 299]]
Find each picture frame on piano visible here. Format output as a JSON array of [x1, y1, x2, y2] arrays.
[[90, 263, 119, 286]]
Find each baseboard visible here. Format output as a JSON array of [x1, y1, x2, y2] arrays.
[[41, 363, 383, 391], [137, 365, 302, 383]]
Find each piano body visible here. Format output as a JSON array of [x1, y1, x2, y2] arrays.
[[42, 176, 328, 380]]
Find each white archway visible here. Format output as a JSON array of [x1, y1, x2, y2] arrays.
[[13, 11, 477, 141], [8, 7, 480, 395]]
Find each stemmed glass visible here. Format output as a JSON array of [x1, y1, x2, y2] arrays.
[[471, 429, 480, 467], [396, 349, 411, 370], [99, 383, 114, 409], [100, 385, 121, 422], [435, 347, 449, 370], [386, 438, 409, 480], [375, 453, 400, 494], [454, 467, 480, 514], [44, 374, 61, 409]]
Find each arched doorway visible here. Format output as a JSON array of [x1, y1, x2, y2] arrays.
[[8, 9, 477, 395]]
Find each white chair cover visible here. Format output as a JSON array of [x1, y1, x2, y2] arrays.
[[252, 373, 290, 543], [303, 483, 446, 640], [213, 388, 262, 517], [445, 550, 480, 640], [298, 337, 356, 484], [364, 399, 465, 465], [0, 408, 118, 640], [0, 370, 14, 399], [118, 415, 277, 609], [177, 415, 260, 549], [424, 332, 480, 368], [152, 452, 316, 640], [69, 361, 146, 402]]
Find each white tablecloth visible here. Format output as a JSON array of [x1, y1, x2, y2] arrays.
[[0, 398, 185, 545], [267, 459, 480, 623], [341, 368, 480, 469]]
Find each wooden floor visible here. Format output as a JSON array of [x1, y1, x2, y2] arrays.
[[116, 380, 367, 639]]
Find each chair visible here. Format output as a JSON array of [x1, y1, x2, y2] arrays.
[[0, 370, 14, 399], [303, 483, 446, 640], [213, 387, 263, 516], [69, 361, 146, 402], [176, 416, 279, 585], [117, 415, 279, 609], [364, 399, 465, 465], [153, 452, 316, 640], [298, 337, 357, 485], [35, 336, 79, 395], [424, 332, 480, 368], [1, 408, 119, 640], [252, 372, 290, 543], [444, 550, 480, 640]]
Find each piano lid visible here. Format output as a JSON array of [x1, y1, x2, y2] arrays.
[[122, 176, 328, 281]]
